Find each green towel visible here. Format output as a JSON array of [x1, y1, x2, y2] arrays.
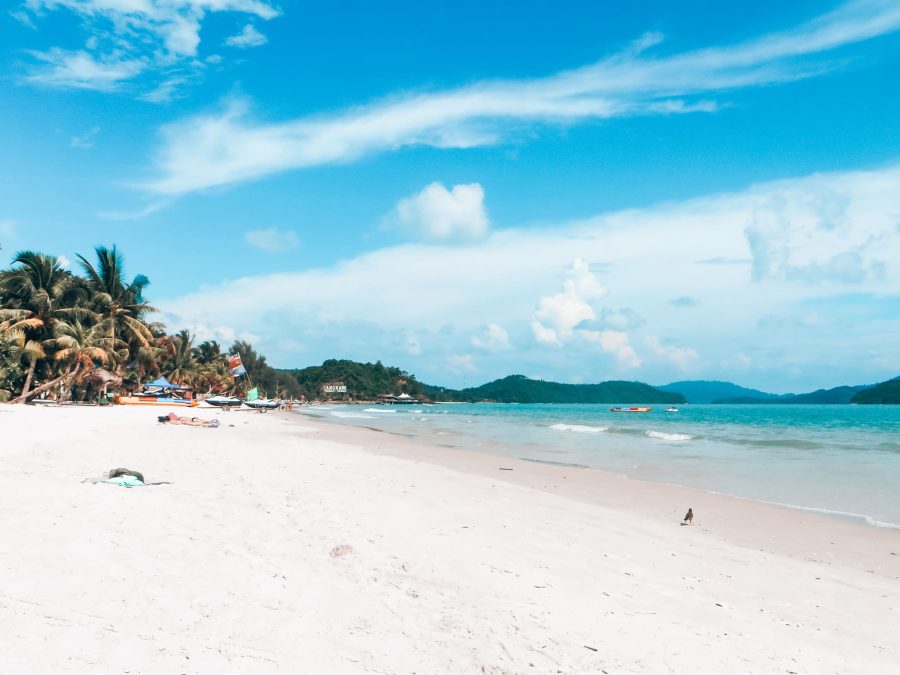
[[102, 475, 144, 488]]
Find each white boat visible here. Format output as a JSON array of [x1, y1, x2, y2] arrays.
[[245, 398, 280, 410], [205, 395, 243, 408], [666, 407, 679, 413]]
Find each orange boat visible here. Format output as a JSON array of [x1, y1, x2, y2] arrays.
[[610, 406, 652, 413], [115, 395, 198, 407], [115, 376, 198, 407]]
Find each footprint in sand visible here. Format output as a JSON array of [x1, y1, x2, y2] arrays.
[[329, 544, 353, 558]]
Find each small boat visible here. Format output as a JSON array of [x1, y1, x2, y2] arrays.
[[610, 406, 652, 413], [115, 395, 198, 407], [666, 407, 679, 413], [116, 376, 197, 407], [245, 398, 280, 411], [205, 395, 243, 408]]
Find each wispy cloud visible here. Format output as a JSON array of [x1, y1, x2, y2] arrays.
[[225, 24, 267, 49], [158, 162, 900, 388], [97, 201, 170, 221], [26, 49, 145, 91], [244, 227, 300, 252], [143, 0, 900, 195], [69, 125, 100, 148], [20, 0, 280, 95], [387, 182, 489, 242]]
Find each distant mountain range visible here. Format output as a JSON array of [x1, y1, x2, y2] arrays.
[[425, 375, 685, 404], [272, 360, 899, 405], [659, 378, 899, 404], [658, 380, 779, 404]]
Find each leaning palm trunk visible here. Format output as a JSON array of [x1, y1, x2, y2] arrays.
[[9, 363, 82, 404], [20, 353, 38, 400]]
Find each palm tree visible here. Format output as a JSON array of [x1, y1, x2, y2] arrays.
[[77, 245, 156, 369], [10, 320, 124, 403], [166, 329, 197, 386], [0, 251, 92, 398]]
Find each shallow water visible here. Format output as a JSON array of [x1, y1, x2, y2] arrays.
[[295, 403, 900, 528]]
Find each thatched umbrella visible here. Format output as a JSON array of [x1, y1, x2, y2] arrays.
[[84, 368, 123, 398]]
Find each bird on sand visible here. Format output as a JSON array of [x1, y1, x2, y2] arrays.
[[682, 508, 694, 525]]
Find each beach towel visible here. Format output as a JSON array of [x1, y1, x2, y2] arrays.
[[102, 474, 144, 488]]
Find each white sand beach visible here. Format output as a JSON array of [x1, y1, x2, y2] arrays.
[[1, 404, 898, 673]]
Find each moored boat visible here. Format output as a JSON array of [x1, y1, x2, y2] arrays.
[[666, 407, 679, 413], [205, 395, 243, 408], [115, 395, 198, 407], [115, 376, 197, 407], [610, 406, 652, 413], [245, 398, 280, 410]]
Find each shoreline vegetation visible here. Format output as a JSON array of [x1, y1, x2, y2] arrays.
[[1, 246, 897, 405]]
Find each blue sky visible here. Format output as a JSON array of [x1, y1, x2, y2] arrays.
[[2, 0, 900, 392]]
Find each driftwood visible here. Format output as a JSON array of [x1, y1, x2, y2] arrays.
[[9, 363, 82, 404]]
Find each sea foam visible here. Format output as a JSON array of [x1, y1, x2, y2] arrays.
[[645, 430, 693, 441], [331, 411, 376, 419], [550, 423, 609, 433]]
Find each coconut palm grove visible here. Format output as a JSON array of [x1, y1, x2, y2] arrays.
[[0, 246, 307, 403]]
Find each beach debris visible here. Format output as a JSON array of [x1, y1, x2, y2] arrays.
[[110, 468, 145, 483], [329, 544, 354, 558], [584, 645, 598, 652], [498, 467, 514, 471]]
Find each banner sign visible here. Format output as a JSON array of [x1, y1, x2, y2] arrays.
[[227, 354, 247, 377]]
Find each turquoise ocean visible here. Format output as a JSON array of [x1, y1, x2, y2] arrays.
[[295, 403, 900, 528]]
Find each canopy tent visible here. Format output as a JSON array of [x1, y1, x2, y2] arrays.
[[145, 376, 182, 389]]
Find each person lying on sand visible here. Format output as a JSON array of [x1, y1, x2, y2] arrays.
[[158, 412, 220, 427]]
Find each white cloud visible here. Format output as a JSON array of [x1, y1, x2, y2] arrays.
[[26, 49, 145, 91], [244, 227, 300, 252], [582, 329, 642, 368], [449, 355, 477, 373], [158, 163, 900, 389], [531, 258, 606, 345], [70, 126, 100, 148], [142, 1, 900, 194], [97, 200, 170, 221], [404, 333, 421, 356], [140, 76, 191, 103], [21, 0, 280, 94], [645, 336, 698, 370], [225, 24, 267, 48], [472, 324, 510, 351], [389, 182, 489, 242]]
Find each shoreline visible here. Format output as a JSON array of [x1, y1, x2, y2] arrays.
[[289, 409, 900, 580]]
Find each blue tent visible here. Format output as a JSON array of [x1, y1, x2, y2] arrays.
[[145, 376, 179, 389]]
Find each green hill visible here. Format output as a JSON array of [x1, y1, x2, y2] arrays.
[[851, 378, 900, 404], [658, 380, 779, 404], [715, 384, 870, 404], [445, 374, 684, 404], [282, 359, 426, 400]]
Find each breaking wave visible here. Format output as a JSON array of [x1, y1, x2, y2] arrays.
[[331, 411, 376, 419], [550, 423, 609, 434], [645, 430, 693, 441]]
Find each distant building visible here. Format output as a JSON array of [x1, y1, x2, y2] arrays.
[[377, 393, 420, 404], [322, 381, 348, 394]]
